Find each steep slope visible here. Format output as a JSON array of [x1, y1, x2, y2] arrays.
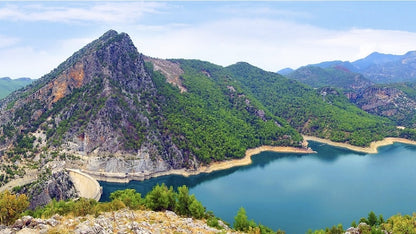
[[0, 77, 33, 99], [351, 83, 416, 128], [286, 65, 373, 91], [227, 62, 396, 146], [0, 30, 189, 185], [0, 30, 303, 187]]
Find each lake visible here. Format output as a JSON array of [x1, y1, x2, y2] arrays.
[[99, 141, 416, 233]]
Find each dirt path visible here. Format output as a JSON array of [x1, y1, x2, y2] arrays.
[[0, 171, 38, 193]]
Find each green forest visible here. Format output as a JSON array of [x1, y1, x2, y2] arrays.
[[226, 62, 397, 146], [286, 65, 371, 91], [149, 60, 302, 164]]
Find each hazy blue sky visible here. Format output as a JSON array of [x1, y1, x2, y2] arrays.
[[1, 1, 416, 78]]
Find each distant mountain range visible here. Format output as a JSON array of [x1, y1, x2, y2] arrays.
[[0, 77, 33, 99], [280, 50, 416, 84], [281, 51, 416, 128]]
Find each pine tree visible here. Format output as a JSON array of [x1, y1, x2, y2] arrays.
[[368, 211, 378, 226], [234, 207, 249, 231]]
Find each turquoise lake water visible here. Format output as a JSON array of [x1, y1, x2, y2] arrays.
[[99, 141, 416, 233]]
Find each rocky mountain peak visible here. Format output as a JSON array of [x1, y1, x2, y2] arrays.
[[99, 29, 119, 39], [1, 30, 145, 110], [0, 30, 192, 178]]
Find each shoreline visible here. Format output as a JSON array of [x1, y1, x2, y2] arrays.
[[303, 135, 416, 154], [5, 136, 416, 192], [83, 145, 316, 184]]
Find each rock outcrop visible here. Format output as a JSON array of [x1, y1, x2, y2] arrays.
[[18, 170, 78, 210], [0, 209, 235, 234], [143, 56, 186, 93], [351, 86, 416, 127]]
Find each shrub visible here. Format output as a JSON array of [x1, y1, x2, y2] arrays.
[[207, 216, 222, 229], [176, 185, 191, 216], [188, 197, 205, 219], [234, 207, 249, 231], [0, 190, 29, 225], [72, 198, 98, 217], [110, 189, 143, 209], [144, 183, 176, 211]]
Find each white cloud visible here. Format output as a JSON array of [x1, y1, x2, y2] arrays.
[[59, 37, 96, 54], [2, 14, 416, 78], [0, 35, 19, 49], [0, 46, 61, 79], [0, 2, 165, 23], [131, 18, 416, 71], [217, 5, 312, 19], [0, 35, 102, 78], [320, 29, 416, 60]]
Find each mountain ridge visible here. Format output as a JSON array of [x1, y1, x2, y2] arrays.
[[0, 30, 188, 187], [0, 30, 307, 189], [283, 50, 416, 128], [286, 65, 373, 91], [282, 50, 416, 83]]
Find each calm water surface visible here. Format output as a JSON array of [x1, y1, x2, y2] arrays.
[[100, 142, 416, 233]]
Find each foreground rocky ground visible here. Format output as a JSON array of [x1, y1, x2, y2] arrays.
[[0, 209, 236, 234]]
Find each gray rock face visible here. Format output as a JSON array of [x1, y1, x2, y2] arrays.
[[20, 170, 78, 209], [351, 86, 416, 127], [86, 151, 170, 174]]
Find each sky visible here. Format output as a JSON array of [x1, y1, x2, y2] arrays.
[[1, 1, 416, 79]]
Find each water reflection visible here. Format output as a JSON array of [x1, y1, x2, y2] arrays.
[[100, 166, 241, 201], [100, 141, 362, 201]]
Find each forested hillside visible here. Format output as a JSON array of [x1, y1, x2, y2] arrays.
[[150, 59, 302, 164], [286, 65, 373, 91], [282, 56, 416, 131], [227, 62, 396, 146]]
